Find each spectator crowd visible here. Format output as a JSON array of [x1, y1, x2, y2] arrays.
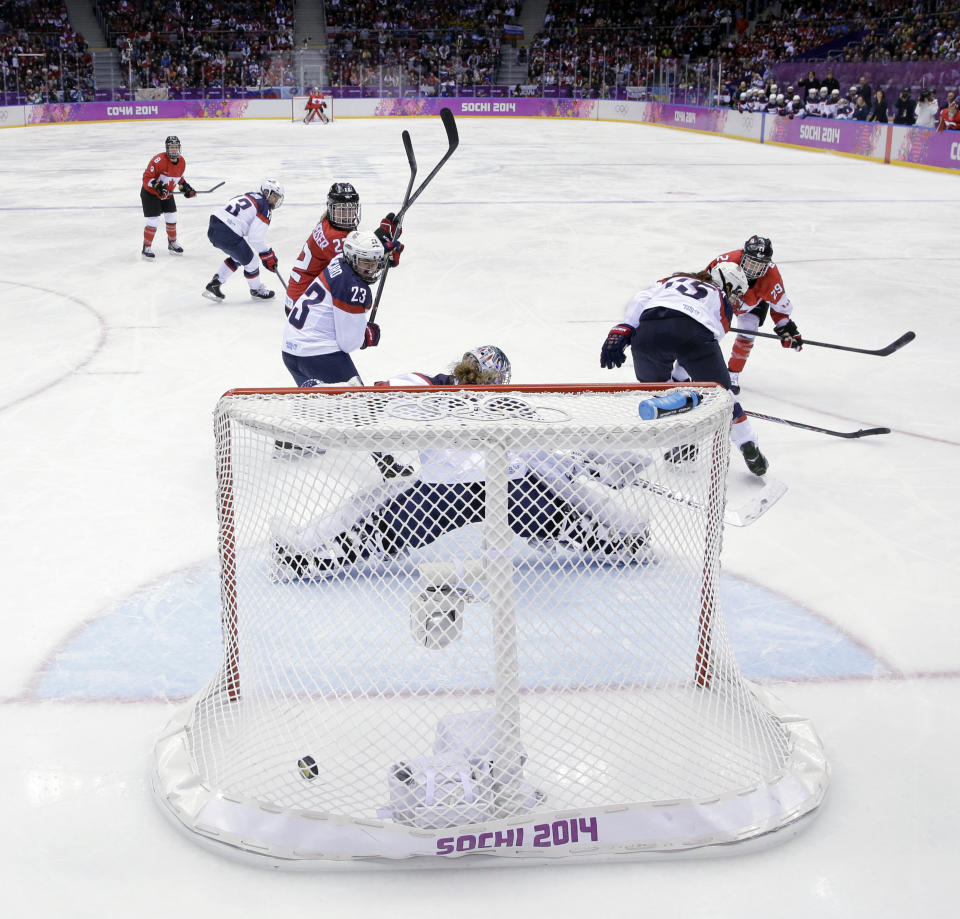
[[1, 0, 959, 118], [324, 0, 515, 95], [1, 1, 94, 102], [96, 1, 296, 97], [727, 71, 960, 130]]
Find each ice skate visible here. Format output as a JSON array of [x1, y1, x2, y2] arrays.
[[203, 276, 225, 301], [274, 531, 364, 580], [664, 444, 698, 464], [552, 516, 651, 564], [167, 240, 184, 255], [740, 441, 769, 476], [141, 245, 156, 260], [373, 452, 415, 479], [250, 284, 275, 300]]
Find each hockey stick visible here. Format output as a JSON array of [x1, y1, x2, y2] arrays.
[[369, 129, 417, 323], [369, 108, 459, 323], [173, 181, 226, 196], [633, 474, 787, 526], [745, 410, 891, 438], [396, 107, 459, 221], [269, 266, 288, 288], [730, 327, 916, 357]]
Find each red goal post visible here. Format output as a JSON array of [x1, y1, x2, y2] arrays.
[[152, 382, 828, 868], [291, 92, 333, 123]]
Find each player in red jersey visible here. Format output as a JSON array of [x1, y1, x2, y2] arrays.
[[936, 98, 960, 131], [304, 93, 329, 123], [140, 135, 196, 259], [284, 182, 404, 314], [698, 235, 802, 393]]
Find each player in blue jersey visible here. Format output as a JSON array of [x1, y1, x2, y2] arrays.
[[281, 230, 391, 386], [271, 346, 652, 580], [600, 261, 769, 476], [202, 179, 284, 301]]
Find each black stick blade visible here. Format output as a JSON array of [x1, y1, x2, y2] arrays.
[[439, 107, 459, 151], [875, 331, 916, 356], [402, 130, 416, 172]]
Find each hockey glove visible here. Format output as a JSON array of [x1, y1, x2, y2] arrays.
[[260, 249, 279, 272], [600, 324, 634, 369], [179, 180, 196, 198], [774, 319, 803, 350], [151, 178, 170, 199], [360, 321, 381, 349], [379, 235, 404, 267], [379, 212, 401, 240]]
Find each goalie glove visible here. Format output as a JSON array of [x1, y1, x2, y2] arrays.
[[774, 319, 803, 350], [179, 179, 196, 198], [360, 320, 380, 349], [260, 248, 278, 272], [600, 323, 634, 369]]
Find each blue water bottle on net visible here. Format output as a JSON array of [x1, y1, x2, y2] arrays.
[[637, 388, 701, 420]]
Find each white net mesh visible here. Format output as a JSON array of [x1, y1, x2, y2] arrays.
[[153, 385, 828, 864]]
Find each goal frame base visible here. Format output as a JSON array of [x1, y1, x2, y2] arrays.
[[153, 684, 828, 869]]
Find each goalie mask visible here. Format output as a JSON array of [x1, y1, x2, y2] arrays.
[[740, 234, 773, 280], [165, 135, 181, 161], [261, 177, 284, 210], [459, 346, 512, 385], [342, 230, 386, 282], [327, 182, 361, 230], [709, 261, 749, 304]]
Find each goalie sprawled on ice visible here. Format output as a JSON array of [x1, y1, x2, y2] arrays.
[[272, 347, 653, 580]]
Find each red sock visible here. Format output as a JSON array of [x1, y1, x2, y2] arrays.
[[143, 226, 157, 248], [728, 335, 755, 374], [165, 222, 178, 243]]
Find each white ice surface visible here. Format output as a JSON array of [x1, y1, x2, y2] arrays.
[[0, 115, 957, 917]]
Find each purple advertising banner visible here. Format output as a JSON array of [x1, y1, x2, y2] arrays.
[[373, 97, 598, 119], [26, 99, 251, 125], [11, 96, 960, 174], [764, 114, 888, 159], [893, 125, 960, 170], [636, 102, 732, 135]]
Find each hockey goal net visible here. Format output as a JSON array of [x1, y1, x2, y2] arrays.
[[153, 383, 828, 866], [291, 92, 332, 123]]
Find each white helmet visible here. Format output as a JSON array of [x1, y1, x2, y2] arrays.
[[709, 261, 749, 301], [342, 230, 386, 282], [461, 345, 511, 384], [261, 177, 284, 209]]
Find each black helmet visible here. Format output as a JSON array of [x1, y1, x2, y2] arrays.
[[165, 135, 181, 160], [327, 182, 360, 230], [741, 235, 773, 280]]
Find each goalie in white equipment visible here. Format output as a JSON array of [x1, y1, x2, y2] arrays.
[[600, 263, 770, 476], [273, 347, 652, 580]]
